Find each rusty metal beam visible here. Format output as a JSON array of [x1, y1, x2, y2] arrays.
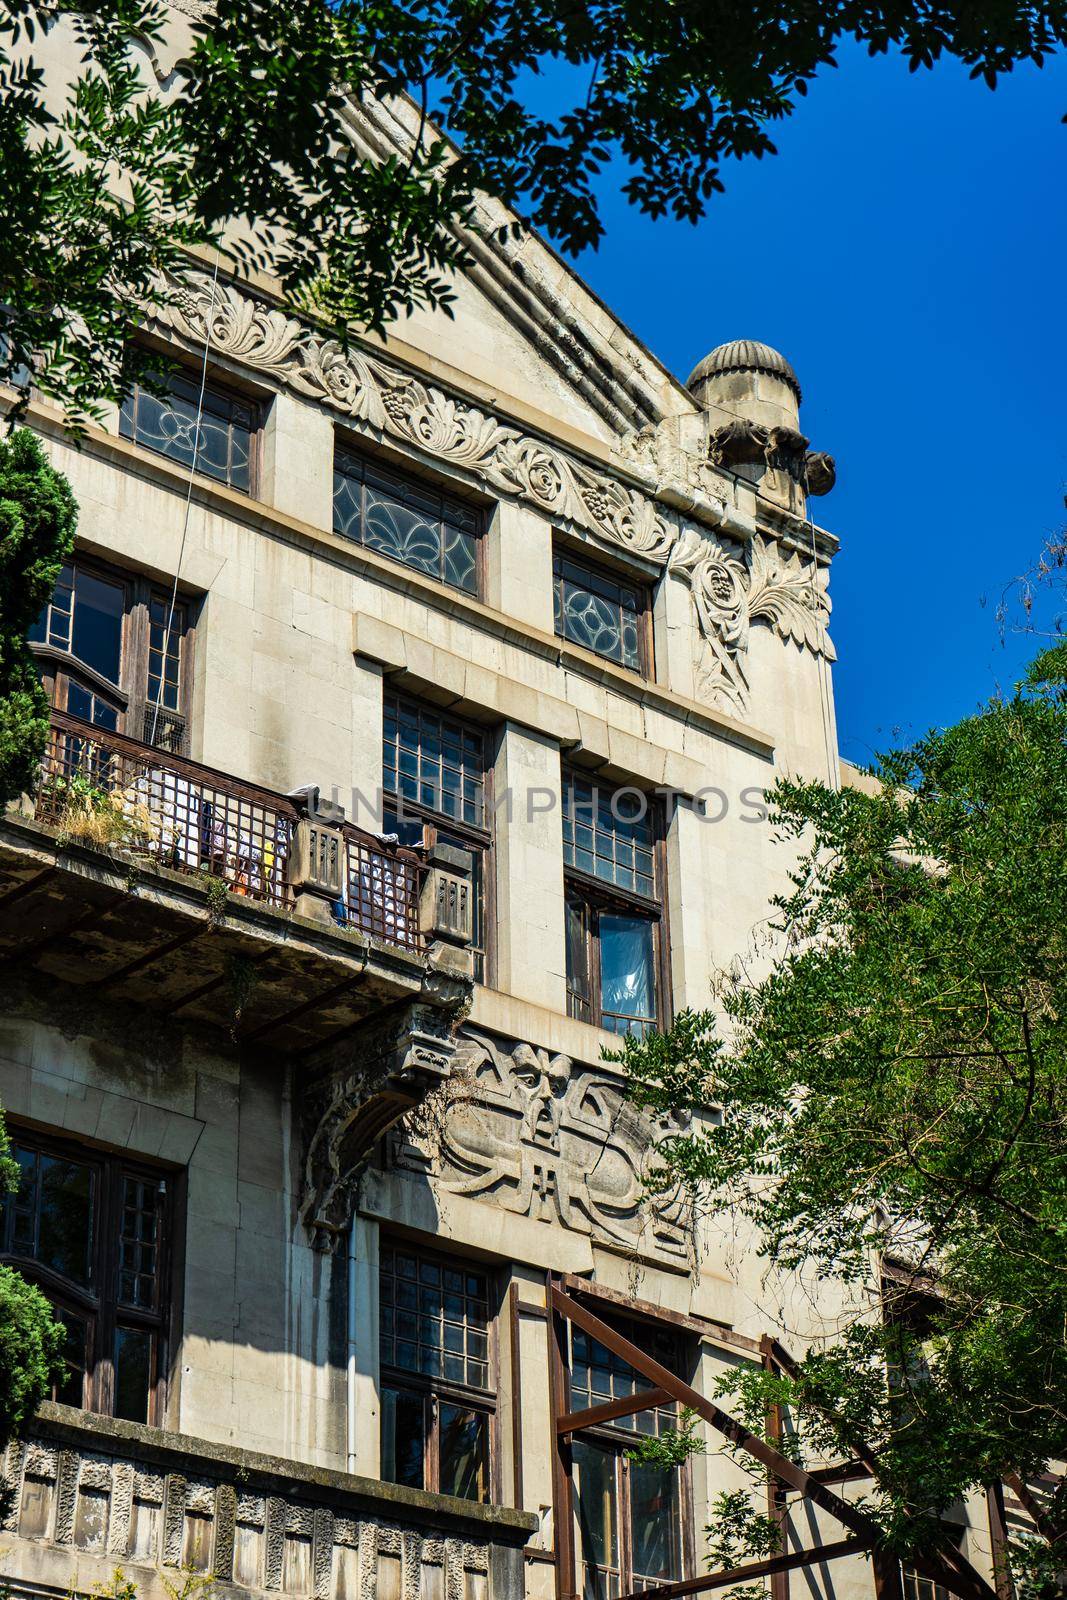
[[556, 1386, 673, 1435], [0, 865, 57, 909], [550, 1288, 997, 1600], [243, 973, 360, 1043], [92, 922, 207, 992], [803, 1461, 873, 1486], [0, 889, 128, 968], [614, 1536, 869, 1600], [761, 1335, 790, 1600], [547, 1275, 577, 1600], [986, 1482, 1014, 1600]]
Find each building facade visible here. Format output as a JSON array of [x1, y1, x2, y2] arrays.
[[0, 35, 1009, 1600]]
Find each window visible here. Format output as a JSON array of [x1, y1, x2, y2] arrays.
[[553, 547, 651, 673], [563, 773, 665, 1035], [382, 692, 491, 981], [569, 1312, 687, 1600], [379, 1242, 494, 1502], [29, 557, 191, 750], [334, 444, 481, 594], [0, 1129, 171, 1423], [120, 366, 257, 492]]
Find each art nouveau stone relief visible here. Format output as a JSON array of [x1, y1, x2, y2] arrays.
[[390, 1030, 693, 1265], [155, 272, 833, 717]]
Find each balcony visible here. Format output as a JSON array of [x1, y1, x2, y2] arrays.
[[0, 714, 474, 1055], [0, 1405, 536, 1600]]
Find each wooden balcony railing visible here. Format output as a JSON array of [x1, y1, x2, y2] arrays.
[[34, 712, 426, 951]]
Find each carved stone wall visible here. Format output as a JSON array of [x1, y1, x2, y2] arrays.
[[389, 1029, 693, 1265], [1, 1412, 532, 1600], [154, 272, 833, 718]]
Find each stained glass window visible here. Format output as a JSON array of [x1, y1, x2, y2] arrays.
[[120, 368, 256, 491], [379, 1243, 494, 1503], [334, 445, 481, 594], [553, 549, 647, 671]]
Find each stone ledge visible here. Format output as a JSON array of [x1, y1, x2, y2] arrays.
[[28, 1405, 538, 1542], [353, 615, 774, 772], [0, 815, 469, 1053]]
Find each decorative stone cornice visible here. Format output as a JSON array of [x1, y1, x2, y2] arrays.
[[154, 271, 834, 716]]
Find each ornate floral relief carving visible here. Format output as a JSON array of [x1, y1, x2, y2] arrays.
[[669, 531, 835, 716], [390, 1031, 693, 1264], [155, 271, 833, 717]]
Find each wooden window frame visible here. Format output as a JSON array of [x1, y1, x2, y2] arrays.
[[333, 438, 487, 599], [382, 690, 494, 985], [29, 552, 195, 751], [552, 541, 654, 678], [0, 1123, 176, 1426], [567, 1309, 693, 1599], [120, 360, 261, 495], [562, 771, 670, 1035], [379, 1238, 500, 1504]]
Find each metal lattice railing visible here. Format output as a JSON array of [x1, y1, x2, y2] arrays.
[[34, 713, 426, 948]]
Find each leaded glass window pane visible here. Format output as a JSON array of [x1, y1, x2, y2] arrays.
[[553, 549, 645, 671], [570, 1321, 678, 1436], [379, 1245, 490, 1390], [562, 775, 656, 899], [383, 695, 485, 829], [148, 596, 185, 712], [120, 369, 255, 491], [333, 446, 481, 594]]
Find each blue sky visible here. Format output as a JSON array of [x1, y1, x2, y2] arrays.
[[557, 44, 1067, 765]]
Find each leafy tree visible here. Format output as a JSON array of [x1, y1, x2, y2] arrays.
[[617, 649, 1067, 1599], [0, 428, 78, 806], [0, 1112, 67, 1453], [2, 0, 1066, 427]]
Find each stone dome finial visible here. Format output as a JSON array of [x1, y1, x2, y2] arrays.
[[686, 340, 802, 404]]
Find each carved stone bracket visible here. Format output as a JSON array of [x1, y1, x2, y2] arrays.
[[389, 1029, 694, 1265], [153, 270, 834, 719], [300, 999, 465, 1250]]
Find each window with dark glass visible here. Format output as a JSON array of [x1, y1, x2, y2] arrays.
[[569, 1312, 687, 1600], [382, 692, 491, 981], [28, 557, 191, 751], [0, 1130, 171, 1424], [120, 366, 256, 492], [334, 444, 481, 594], [379, 1242, 494, 1503], [553, 547, 650, 673], [563, 772, 664, 1036]]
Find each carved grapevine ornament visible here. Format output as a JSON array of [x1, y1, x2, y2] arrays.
[[157, 271, 833, 715]]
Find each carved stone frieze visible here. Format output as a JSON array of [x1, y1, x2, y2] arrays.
[[153, 272, 834, 717], [300, 1000, 465, 1250], [390, 1030, 693, 1264]]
